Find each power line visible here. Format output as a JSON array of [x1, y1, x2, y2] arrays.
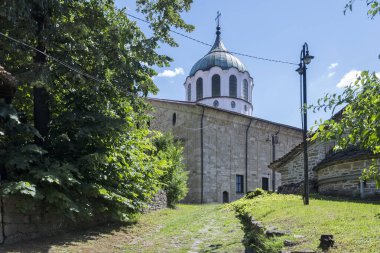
[[0, 32, 103, 83], [126, 13, 298, 66], [0, 31, 150, 100]]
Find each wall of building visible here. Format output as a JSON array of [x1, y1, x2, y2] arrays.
[[273, 137, 380, 199], [274, 141, 334, 185], [184, 66, 254, 115], [149, 99, 303, 203], [317, 159, 380, 198]]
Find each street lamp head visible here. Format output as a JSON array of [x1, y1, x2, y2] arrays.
[[303, 51, 314, 65], [295, 64, 303, 75]]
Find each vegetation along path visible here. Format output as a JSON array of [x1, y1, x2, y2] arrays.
[[2, 204, 245, 253]]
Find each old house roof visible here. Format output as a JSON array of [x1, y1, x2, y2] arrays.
[[313, 147, 379, 172], [268, 140, 310, 170], [268, 107, 346, 170], [148, 97, 303, 132]]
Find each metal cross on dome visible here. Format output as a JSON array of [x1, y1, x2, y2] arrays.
[[215, 11, 221, 27]]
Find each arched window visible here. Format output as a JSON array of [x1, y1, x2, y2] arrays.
[[229, 75, 237, 98], [243, 79, 248, 100], [187, 83, 191, 101], [212, 74, 221, 97], [196, 78, 203, 100]]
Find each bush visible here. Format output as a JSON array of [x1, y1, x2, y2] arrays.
[[154, 133, 188, 207], [245, 188, 267, 199]]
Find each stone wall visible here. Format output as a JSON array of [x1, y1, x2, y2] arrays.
[[149, 98, 303, 203], [317, 159, 380, 198], [0, 190, 167, 244], [272, 137, 380, 199], [146, 189, 167, 211], [273, 141, 335, 185], [0, 197, 103, 244]]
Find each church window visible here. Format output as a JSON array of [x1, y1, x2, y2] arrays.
[[172, 113, 176, 126], [212, 74, 221, 97], [236, 175, 244, 193], [196, 78, 203, 100], [187, 83, 191, 101], [229, 75, 237, 98], [213, 100, 219, 107], [243, 79, 248, 100], [231, 101, 236, 108], [244, 104, 248, 111], [262, 177, 269, 191]]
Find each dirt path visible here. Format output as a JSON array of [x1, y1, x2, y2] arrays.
[[1, 204, 245, 253]]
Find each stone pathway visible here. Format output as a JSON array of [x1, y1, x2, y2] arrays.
[[1, 204, 245, 253]]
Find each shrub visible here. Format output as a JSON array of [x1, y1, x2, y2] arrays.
[[245, 188, 267, 199], [154, 133, 188, 207]]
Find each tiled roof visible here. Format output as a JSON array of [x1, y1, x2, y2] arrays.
[[189, 31, 247, 77], [313, 147, 378, 171]]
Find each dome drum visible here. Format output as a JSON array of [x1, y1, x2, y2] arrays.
[[184, 25, 254, 116]]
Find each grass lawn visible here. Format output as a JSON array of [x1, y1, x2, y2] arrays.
[[123, 204, 244, 253], [1, 204, 245, 253], [229, 193, 380, 253]]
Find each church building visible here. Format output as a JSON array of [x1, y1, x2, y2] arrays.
[[149, 23, 303, 203]]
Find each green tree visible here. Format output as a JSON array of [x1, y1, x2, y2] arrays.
[[0, 0, 193, 220], [312, 1, 380, 187], [154, 133, 188, 207], [345, 0, 380, 18], [312, 72, 380, 187]]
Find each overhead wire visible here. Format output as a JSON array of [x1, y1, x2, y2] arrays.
[[0, 31, 146, 98], [1, 11, 299, 88], [126, 13, 298, 66], [0, 32, 103, 83]]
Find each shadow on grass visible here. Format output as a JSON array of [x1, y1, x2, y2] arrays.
[[0, 221, 134, 253], [375, 213, 380, 219], [234, 214, 282, 253], [309, 193, 380, 205], [202, 242, 244, 253]]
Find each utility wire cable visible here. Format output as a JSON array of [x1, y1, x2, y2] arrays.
[[127, 13, 298, 66], [0, 31, 152, 101], [0, 32, 103, 83]]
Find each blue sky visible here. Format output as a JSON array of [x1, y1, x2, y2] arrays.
[[120, 0, 379, 128]]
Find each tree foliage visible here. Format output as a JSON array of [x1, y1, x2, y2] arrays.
[[345, 0, 380, 18], [312, 1, 380, 187], [154, 133, 188, 207], [312, 73, 380, 187], [0, 0, 192, 220]]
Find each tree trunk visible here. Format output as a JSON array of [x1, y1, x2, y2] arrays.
[[32, 2, 50, 145]]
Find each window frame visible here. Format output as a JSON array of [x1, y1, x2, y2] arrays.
[[196, 78, 203, 100], [229, 75, 237, 98], [187, 83, 191, 101], [236, 175, 244, 193], [243, 79, 248, 100], [212, 74, 221, 97]]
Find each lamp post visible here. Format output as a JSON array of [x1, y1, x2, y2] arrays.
[[271, 134, 278, 192], [296, 43, 314, 205]]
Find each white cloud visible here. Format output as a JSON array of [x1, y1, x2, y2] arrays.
[[328, 62, 339, 70], [336, 70, 361, 88], [328, 72, 336, 78], [157, 67, 185, 78], [337, 70, 380, 88]]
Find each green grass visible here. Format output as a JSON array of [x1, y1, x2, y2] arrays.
[[229, 194, 380, 253], [1, 204, 244, 253], [123, 204, 245, 253]]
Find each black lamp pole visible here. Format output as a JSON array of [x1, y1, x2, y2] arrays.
[[271, 134, 278, 192], [296, 43, 314, 205]]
